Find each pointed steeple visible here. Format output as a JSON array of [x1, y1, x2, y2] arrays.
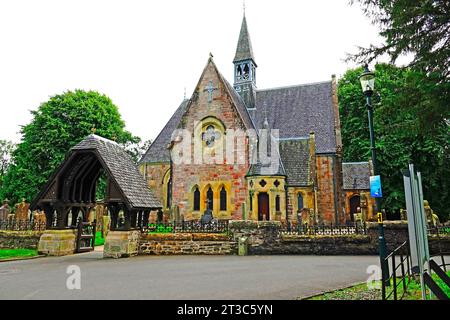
[[233, 14, 257, 109], [233, 15, 256, 65]]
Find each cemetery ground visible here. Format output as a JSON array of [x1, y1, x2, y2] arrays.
[[307, 270, 450, 300], [0, 252, 380, 300]]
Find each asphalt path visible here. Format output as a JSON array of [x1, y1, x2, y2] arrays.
[[0, 252, 382, 300]]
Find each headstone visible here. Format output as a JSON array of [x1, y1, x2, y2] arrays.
[[0, 199, 10, 221], [32, 210, 47, 229], [423, 200, 440, 227], [15, 199, 30, 222], [400, 209, 408, 221]]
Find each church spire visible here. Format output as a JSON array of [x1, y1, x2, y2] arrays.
[[233, 13, 257, 109], [233, 14, 256, 66]]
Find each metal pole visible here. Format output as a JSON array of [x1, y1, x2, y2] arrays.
[[366, 95, 389, 286]]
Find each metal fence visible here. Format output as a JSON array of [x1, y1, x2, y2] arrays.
[[281, 222, 367, 236], [382, 241, 412, 300], [0, 219, 46, 231], [141, 220, 229, 234]]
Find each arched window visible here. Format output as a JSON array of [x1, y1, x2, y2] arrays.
[[275, 195, 281, 212], [243, 64, 250, 79], [297, 193, 304, 211], [206, 187, 214, 211], [249, 194, 253, 211], [220, 186, 227, 211], [193, 187, 200, 211]]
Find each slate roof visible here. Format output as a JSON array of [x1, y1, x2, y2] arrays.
[[233, 15, 256, 65], [247, 134, 286, 177], [252, 81, 337, 154], [278, 138, 312, 186], [72, 135, 162, 209], [139, 99, 189, 164], [342, 162, 371, 190]]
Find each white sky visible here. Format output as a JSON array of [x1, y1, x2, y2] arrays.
[[0, 0, 385, 144]]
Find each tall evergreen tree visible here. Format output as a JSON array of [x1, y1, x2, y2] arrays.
[[339, 63, 449, 220]]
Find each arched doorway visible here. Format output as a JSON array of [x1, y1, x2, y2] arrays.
[[258, 192, 270, 221], [349, 195, 361, 222]]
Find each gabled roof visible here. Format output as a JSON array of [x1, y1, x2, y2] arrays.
[[139, 99, 189, 164], [342, 162, 371, 190], [32, 134, 161, 210], [247, 136, 286, 177], [233, 15, 256, 65], [278, 137, 312, 186], [140, 57, 255, 165], [73, 135, 161, 208], [253, 81, 337, 154]]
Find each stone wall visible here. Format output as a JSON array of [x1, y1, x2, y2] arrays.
[[139, 233, 233, 255], [229, 220, 450, 256], [366, 221, 450, 255], [0, 231, 44, 249]]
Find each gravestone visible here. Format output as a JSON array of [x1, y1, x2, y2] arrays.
[[15, 199, 30, 222], [0, 199, 10, 221], [33, 210, 47, 227]]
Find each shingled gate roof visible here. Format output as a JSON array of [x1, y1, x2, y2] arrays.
[[342, 162, 371, 190], [73, 135, 161, 208], [32, 134, 162, 210]]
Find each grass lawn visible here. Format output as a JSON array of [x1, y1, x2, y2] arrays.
[[307, 270, 450, 300], [0, 249, 38, 260], [95, 231, 105, 246]]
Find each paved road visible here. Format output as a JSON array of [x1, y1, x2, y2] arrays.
[[0, 252, 380, 300]]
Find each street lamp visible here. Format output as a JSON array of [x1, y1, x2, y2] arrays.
[[359, 64, 389, 286]]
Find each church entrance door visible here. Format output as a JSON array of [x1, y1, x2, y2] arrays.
[[258, 192, 270, 221], [349, 195, 361, 222]]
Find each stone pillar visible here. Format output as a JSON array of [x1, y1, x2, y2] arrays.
[[38, 229, 77, 256], [103, 230, 140, 258]]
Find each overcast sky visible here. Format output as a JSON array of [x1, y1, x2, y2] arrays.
[[0, 0, 386, 144]]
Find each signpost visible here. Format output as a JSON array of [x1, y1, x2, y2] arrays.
[[370, 175, 383, 198], [403, 164, 430, 300]]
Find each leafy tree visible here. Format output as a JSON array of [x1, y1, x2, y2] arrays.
[[348, 1, 450, 135], [0, 90, 139, 205], [124, 139, 152, 164], [348, 0, 450, 79], [338, 63, 449, 221], [0, 140, 16, 188]]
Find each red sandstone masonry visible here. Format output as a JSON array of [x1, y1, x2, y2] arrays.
[[171, 60, 250, 220]]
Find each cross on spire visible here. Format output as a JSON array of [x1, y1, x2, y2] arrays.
[[203, 80, 218, 103]]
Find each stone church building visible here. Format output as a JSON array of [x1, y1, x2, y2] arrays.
[[139, 15, 373, 225]]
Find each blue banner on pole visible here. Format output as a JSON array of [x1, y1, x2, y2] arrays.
[[370, 175, 383, 198]]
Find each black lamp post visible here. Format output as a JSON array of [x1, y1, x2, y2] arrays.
[[359, 64, 389, 286]]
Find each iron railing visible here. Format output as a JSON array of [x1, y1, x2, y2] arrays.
[[0, 219, 46, 231], [281, 222, 367, 236], [141, 220, 229, 234], [382, 241, 412, 300]]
